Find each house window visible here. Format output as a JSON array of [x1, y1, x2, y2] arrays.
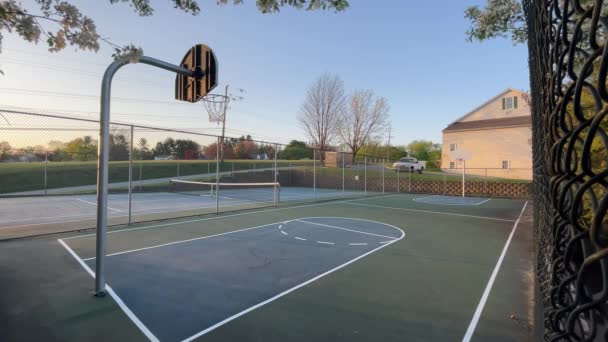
[[502, 96, 518, 110], [450, 161, 455, 169], [450, 143, 457, 152], [501, 160, 510, 169]]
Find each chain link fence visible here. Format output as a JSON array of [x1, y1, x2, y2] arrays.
[[524, 0, 608, 340], [0, 108, 531, 240]]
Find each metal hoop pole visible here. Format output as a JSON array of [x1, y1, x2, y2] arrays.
[[96, 56, 195, 296]]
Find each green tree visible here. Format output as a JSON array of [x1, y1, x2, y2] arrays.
[[406, 140, 441, 162], [109, 134, 130, 161], [175, 139, 201, 159], [0, 0, 349, 73], [0, 141, 11, 161], [465, 0, 526, 44], [279, 140, 313, 160], [64, 135, 97, 161]]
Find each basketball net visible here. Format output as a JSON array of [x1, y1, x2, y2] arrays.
[[202, 93, 229, 124]]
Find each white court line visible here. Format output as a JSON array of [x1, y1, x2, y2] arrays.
[[295, 219, 398, 240], [81, 222, 280, 261], [57, 239, 159, 342], [77, 198, 121, 212], [63, 194, 397, 240], [294, 236, 307, 241], [1, 198, 260, 230], [316, 241, 335, 245], [462, 200, 528, 342], [281, 230, 288, 236], [348, 242, 368, 246], [180, 226, 405, 341], [413, 196, 492, 206], [347, 202, 516, 222]]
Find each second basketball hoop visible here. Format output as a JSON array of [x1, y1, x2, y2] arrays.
[[203, 92, 229, 124]]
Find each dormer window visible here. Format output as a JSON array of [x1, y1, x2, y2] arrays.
[[502, 96, 518, 110]]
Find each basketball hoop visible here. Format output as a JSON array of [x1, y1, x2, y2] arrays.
[[202, 93, 229, 124]]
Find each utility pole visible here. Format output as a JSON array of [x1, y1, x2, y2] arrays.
[[220, 84, 229, 162]]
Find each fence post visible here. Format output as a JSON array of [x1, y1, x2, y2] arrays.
[[342, 152, 345, 193], [232, 161, 234, 174], [382, 158, 385, 194], [313, 149, 317, 200], [462, 160, 466, 198], [364, 156, 367, 194], [485, 168, 488, 198], [44, 151, 48, 196], [397, 162, 400, 193], [139, 158, 143, 191], [253, 162, 256, 181], [216, 136, 220, 214], [207, 160, 210, 175], [274, 144, 278, 206], [128, 125, 134, 225], [443, 172, 446, 195], [408, 167, 411, 193]]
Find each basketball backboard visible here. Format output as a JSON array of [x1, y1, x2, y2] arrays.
[[175, 44, 218, 103], [450, 150, 471, 161]]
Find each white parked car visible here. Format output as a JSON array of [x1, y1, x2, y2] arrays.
[[393, 157, 426, 174]]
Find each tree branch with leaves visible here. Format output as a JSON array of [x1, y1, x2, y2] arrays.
[[0, 0, 349, 73]]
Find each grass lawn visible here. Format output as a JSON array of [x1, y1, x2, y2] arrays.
[[0, 159, 310, 194]]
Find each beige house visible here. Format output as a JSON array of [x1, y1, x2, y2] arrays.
[[441, 88, 532, 180]]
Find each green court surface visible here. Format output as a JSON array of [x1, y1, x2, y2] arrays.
[[0, 194, 534, 341]]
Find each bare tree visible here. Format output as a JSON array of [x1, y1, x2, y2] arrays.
[[298, 73, 346, 156], [339, 89, 389, 162]]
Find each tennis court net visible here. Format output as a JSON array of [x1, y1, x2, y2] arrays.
[[169, 179, 280, 204]]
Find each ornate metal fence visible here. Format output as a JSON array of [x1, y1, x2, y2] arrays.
[[524, 0, 608, 340]]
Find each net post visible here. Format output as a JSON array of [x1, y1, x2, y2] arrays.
[[364, 156, 367, 194], [273, 143, 278, 206], [216, 136, 220, 214], [44, 151, 48, 196], [128, 125, 134, 225], [313, 149, 317, 200]]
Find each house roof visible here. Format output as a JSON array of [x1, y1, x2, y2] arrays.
[[444, 88, 527, 128], [442, 116, 531, 132]]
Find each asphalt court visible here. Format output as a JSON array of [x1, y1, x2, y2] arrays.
[[0, 193, 534, 342]]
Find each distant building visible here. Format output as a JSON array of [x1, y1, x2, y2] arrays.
[[441, 88, 532, 180]]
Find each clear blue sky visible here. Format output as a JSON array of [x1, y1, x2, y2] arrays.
[[0, 0, 529, 147]]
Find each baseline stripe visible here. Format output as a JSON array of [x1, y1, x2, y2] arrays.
[[461, 200, 528, 341]]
